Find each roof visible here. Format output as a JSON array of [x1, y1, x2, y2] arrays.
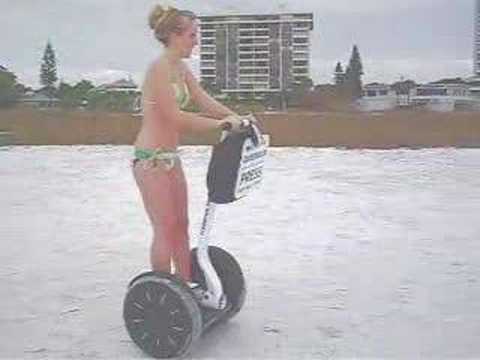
[[364, 83, 390, 89], [0, 65, 8, 72], [98, 78, 138, 89], [429, 78, 466, 85], [94, 78, 140, 93], [199, 12, 313, 19], [20, 93, 60, 103], [464, 76, 480, 84], [199, 13, 314, 30], [411, 95, 480, 102], [417, 83, 470, 89]]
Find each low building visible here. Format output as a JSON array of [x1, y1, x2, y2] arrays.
[[465, 76, 480, 100], [357, 83, 398, 111], [357, 79, 480, 112], [475, 0, 480, 76], [19, 90, 60, 108], [469, 86, 480, 100], [409, 83, 479, 111]]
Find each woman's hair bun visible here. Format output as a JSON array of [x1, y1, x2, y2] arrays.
[[148, 5, 167, 30]]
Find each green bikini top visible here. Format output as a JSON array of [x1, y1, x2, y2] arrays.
[[172, 81, 190, 110], [142, 79, 190, 110]]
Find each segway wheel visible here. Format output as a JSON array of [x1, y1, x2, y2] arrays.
[[191, 246, 246, 319], [123, 272, 202, 359]]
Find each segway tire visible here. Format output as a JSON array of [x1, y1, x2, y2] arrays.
[[123, 272, 202, 358], [191, 246, 246, 320]]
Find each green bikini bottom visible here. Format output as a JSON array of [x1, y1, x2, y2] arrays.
[[132, 147, 180, 171]]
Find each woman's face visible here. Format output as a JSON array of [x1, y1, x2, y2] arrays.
[[170, 18, 199, 58]]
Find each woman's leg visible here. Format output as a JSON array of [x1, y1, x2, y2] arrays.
[[133, 163, 179, 274], [170, 165, 192, 282]]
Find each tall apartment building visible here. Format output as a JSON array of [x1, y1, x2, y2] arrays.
[[475, 0, 480, 76], [198, 13, 314, 97]]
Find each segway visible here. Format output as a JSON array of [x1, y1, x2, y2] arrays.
[[123, 115, 268, 358]]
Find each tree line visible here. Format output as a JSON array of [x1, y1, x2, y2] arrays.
[[0, 41, 138, 112], [1, 41, 426, 112]]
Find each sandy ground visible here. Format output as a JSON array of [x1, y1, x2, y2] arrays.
[[1, 145, 480, 359]]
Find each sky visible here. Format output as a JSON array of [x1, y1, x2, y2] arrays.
[[0, 0, 477, 88]]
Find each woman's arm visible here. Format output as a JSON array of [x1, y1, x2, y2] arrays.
[[183, 63, 236, 119], [148, 60, 223, 133]]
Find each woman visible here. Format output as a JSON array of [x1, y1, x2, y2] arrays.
[[133, 5, 242, 283]]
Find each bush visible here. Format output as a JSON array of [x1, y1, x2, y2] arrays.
[[0, 70, 19, 107]]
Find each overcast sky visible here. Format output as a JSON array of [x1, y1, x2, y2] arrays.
[[1, 0, 477, 87]]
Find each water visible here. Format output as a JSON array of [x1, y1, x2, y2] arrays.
[[1, 145, 480, 359]]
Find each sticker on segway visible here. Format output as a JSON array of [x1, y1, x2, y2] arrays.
[[234, 135, 268, 198]]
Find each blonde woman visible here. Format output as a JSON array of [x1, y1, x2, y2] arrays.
[[133, 5, 242, 282]]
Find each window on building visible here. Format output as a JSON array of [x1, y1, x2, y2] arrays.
[[293, 68, 308, 74], [201, 61, 216, 68], [239, 76, 269, 82], [201, 54, 215, 60], [293, 45, 308, 52], [201, 46, 216, 53], [201, 33, 215, 40], [240, 61, 269, 67], [293, 60, 308, 67], [201, 69, 215, 75], [293, 22, 310, 28], [293, 53, 309, 59], [293, 28, 308, 34], [417, 88, 447, 96], [293, 37, 308, 44], [239, 68, 269, 74]]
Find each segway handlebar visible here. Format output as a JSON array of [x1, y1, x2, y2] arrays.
[[220, 114, 256, 132]]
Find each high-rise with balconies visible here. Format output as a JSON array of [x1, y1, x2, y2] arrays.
[[198, 13, 314, 97], [475, 0, 480, 76]]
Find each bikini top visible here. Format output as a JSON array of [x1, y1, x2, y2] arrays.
[[172, 81, 190, 110], [143, 80, 190, 110]]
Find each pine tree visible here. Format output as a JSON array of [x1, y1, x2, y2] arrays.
[[344, 45, 364, 99], [40, 41, 58, 95], [334, 62, 345, 86]]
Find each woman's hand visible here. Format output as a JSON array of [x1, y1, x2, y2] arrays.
[[219, 114, 244, 132]]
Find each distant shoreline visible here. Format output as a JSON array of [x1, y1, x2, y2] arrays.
[[1, 108, 480, 149]]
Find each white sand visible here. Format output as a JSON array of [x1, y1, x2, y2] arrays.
[[1, 146, 480, 359]]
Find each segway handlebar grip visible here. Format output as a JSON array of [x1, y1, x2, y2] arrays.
[[220, 116, 256, 133], [220, 121, 233, 131]]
